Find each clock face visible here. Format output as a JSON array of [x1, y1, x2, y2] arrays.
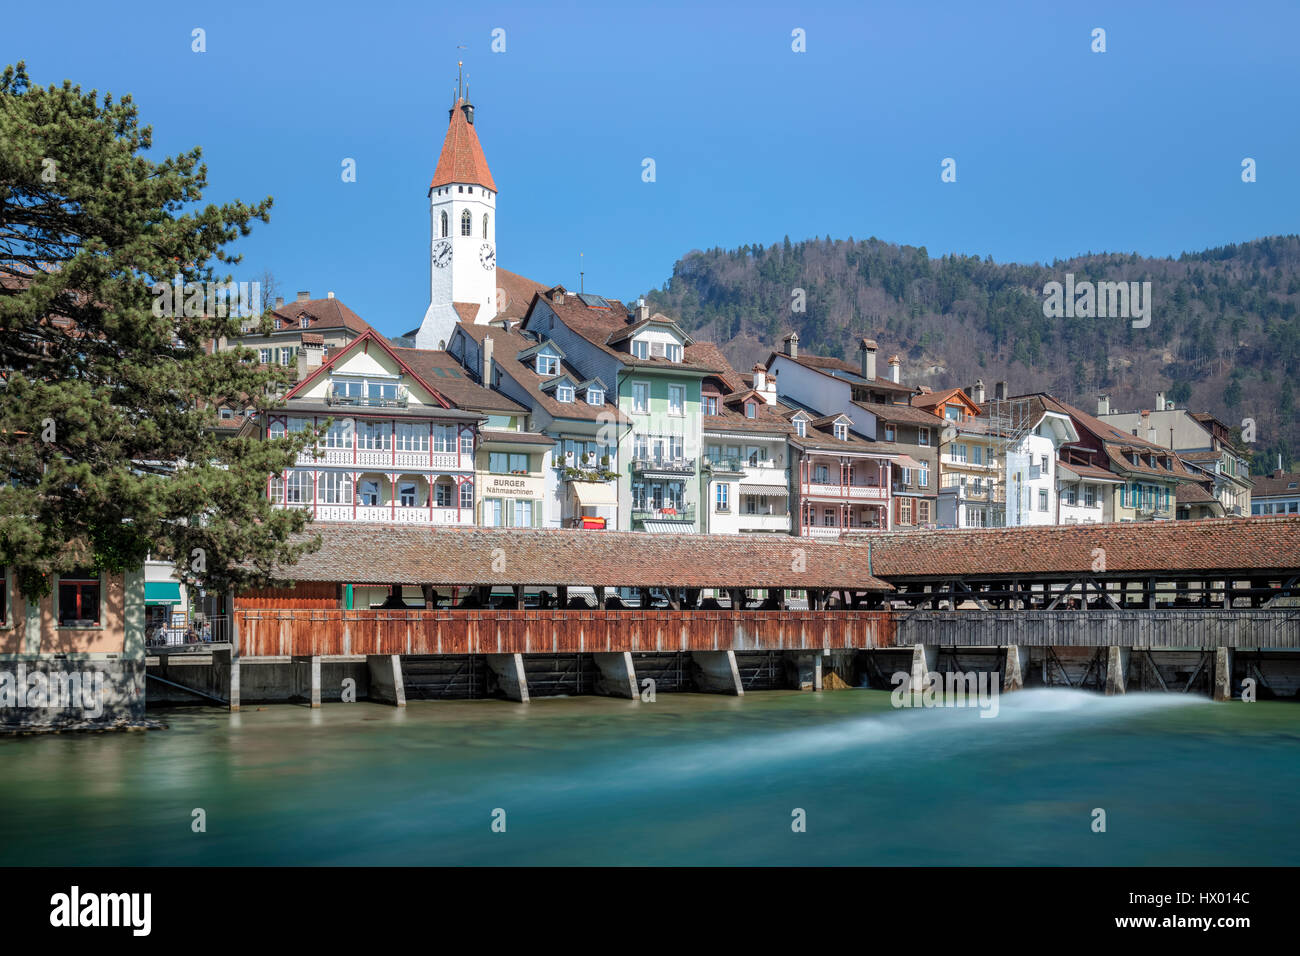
[[432, 240, 452, 269], [479, 243, 496, 271]]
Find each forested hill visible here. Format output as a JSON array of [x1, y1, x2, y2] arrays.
[[640, 235, 1300, 473]]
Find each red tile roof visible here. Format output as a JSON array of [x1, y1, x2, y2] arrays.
[[865, 516, 1300, 577], [527, 289, 720, 374], [271, 296, 373, 335], [430, 100, 497, 191], [456, 323, 629, 423], [273, 524, 892, 590], [391, 346, 527, 414], [494, 268, 548, 320], [1253, 471, 1300, 498]]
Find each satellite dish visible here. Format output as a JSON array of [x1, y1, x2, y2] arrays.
[[941, 425, 957, 444]]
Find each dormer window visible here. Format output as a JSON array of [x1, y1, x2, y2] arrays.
[[833, 422, 848, 441], [586, 388, 604, 405], [945, 407, 960, 421], [666, 344, 682, 363], [795, 419, 806, 437], [299, 316, 309, 329], [632, 340, 649, 360], [745, 402, 756, 418], [536, 353, 559, 376], [556, 384, 574, 403]]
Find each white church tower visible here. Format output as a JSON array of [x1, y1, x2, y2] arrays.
[[416, 68, 498, 350]]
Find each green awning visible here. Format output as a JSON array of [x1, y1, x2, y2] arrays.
[[144, 582, 182, 605]]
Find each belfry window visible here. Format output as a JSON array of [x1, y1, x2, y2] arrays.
[[482, 214, 489, 239], [440, 211, 448, 238], [461, 210, 471, 236]]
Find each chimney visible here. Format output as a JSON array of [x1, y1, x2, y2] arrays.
[[994, 381, 1007, 401], [1097, 394, 1110, 415], [973, 379, 986, 404], [297, 291, 310, 302], [482, 336, 494, 385], [783, 332, 798, 359], [274, 296, 284, 309], [636, 297, 649, 322], [1156, 391, 1165, 412], [888, 354, 901, 383], [296, 340, 323, 380], [327, 291, 335, 299], [752, 363, 766, 393], [1141, 409, 1156, 443], [859, 338, 877, 381]]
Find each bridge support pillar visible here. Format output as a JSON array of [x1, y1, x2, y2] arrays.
[[789, 651, 823, 691], [210, 648, 240, 711], [1104, 646, 1130, 695], [487, 653, 530, 702], [1213, 647, 1234, 701], [910, 644, 937, 694], [292, 655, 322, 708], [592, 652, 638, 700], [367, 654, 406, 707], [692, 651, 744, 695], [1002, 645, 1027, 693]]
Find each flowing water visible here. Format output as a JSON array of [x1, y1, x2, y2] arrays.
[[1, 689, 1297, 865]]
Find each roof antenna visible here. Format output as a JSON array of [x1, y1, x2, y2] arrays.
[[579, 252, 584, 294]]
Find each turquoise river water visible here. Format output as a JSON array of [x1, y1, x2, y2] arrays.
[[1, 688, 1297, 865]]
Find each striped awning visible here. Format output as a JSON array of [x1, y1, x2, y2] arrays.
[[893, 455, 923, 469], [739, 484, 789, 497]]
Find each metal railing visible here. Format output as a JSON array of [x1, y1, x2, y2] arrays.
[[631, 457, 696, 475]]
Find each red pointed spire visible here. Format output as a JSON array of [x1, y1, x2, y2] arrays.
[[430, 94, 497, 192]]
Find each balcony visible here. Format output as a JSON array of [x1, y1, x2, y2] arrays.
[[632, 506, 696, 523], [803, 482, 888, 500], [631, 457, 696, 476], [735, 513, 791, 532], [302, 447, 462, 470], [325, 385, 409, 408], [308, 505, 474, 525]]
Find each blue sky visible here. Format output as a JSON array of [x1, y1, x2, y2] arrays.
[[6, 0, 1298, 337]]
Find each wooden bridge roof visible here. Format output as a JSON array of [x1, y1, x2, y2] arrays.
[[862, 516, 1300, 579], [273, 524, 893, 591]]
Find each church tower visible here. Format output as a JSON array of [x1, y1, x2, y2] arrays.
[[416, 67, 498, 350]]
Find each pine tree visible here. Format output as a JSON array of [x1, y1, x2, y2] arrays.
[[0, 62, 319, 599]]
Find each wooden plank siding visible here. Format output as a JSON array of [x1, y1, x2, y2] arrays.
[[893, 609, 1300, 648], [233, 609, 897, 657], [234, 583, 340, 610]]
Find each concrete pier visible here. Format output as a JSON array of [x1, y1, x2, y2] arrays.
[[487, 653, 529, 702], [910, 644, 938, 693], [1002, 645, 1027, 692], [691, 651, 744, 695], [592, 652, 638, 700], [1104, 646, 1130, 696], [1214, 646, 1234, 701], [367, 654, 406, 707], [292, 655, 322, 708]]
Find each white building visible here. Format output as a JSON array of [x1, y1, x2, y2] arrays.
[[1001, 408, 1078, 526]]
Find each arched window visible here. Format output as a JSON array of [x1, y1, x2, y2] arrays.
[[440, 211, 448, 238], [482, 213, 489, 239], [461, 210, 471, 236]]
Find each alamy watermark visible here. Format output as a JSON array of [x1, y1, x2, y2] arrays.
[[0, 664, 105, 718], [1042, 274, 1151, 329], [151, 278, 261, 319], [890, 669, 1000, 718]]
